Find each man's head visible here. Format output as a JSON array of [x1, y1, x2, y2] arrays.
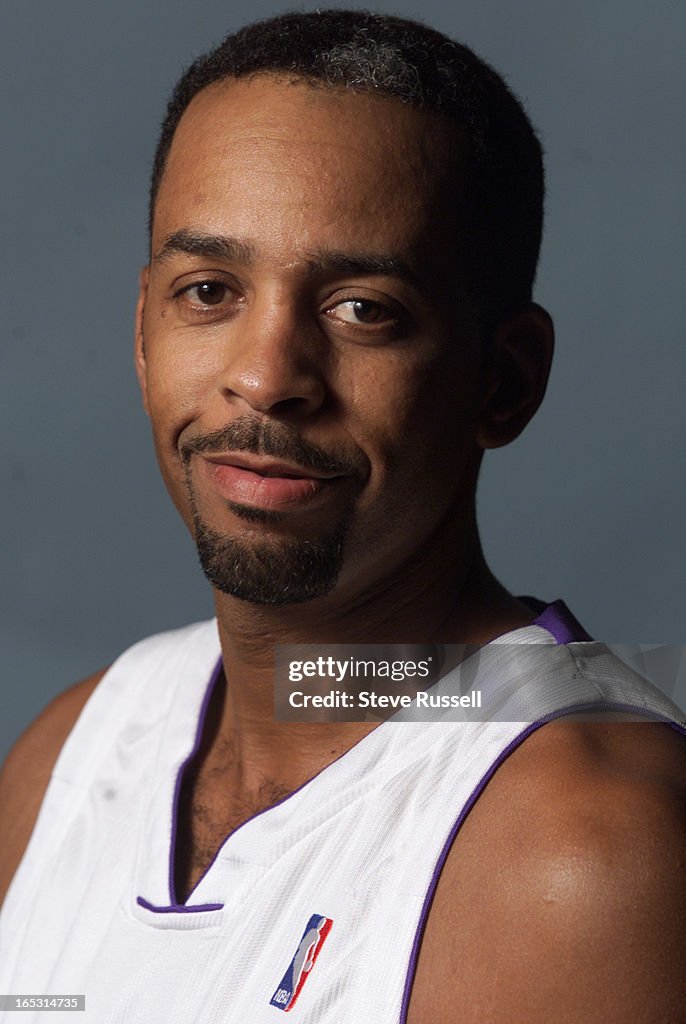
[[136, 11, 553, 607]]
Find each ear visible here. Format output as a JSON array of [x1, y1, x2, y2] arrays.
[[475, 302, 554, 450], [134, 266, 151, 415]]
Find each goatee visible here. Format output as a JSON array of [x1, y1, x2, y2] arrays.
[[182, 417, 362, 605]]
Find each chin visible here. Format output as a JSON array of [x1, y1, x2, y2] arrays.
[[194, 515, 348, 606]]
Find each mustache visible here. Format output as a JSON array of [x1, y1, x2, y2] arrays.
[[180, 417, 364, 478]]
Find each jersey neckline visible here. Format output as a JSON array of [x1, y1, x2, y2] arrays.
[[133, 598, 589, 921]]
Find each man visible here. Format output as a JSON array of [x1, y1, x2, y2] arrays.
[[0, 10, 684, 1022]]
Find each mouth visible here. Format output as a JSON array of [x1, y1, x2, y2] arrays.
[[197, 453, 346, 510]]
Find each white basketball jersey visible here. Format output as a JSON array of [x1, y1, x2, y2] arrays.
[[1, 604, 683, 1022]]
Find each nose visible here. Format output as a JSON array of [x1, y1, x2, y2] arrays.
[[217, 299, 327, 417]]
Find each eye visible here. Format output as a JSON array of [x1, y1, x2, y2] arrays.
[[171, 277, 240, 322], [177, 280, 230, 307], [334, 299, 392, 324], [325, 297, 403, 332]]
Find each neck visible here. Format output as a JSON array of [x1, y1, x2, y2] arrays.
[[206, 515, 534, 791]]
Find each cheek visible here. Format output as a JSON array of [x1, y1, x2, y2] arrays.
[[144, 335, 216, 447], [338, 353, 481, 565], [141, 337, 218, 521], [345, 348, 480, 480]]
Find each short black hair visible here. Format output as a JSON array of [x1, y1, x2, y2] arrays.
[[150, 9, 544, 334]]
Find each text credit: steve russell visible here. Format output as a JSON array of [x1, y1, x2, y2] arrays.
[[274, 644, 482, 722]]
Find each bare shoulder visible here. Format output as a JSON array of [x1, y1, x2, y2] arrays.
[[0, 668, 109, 904], [409, 720, 686, 1023]]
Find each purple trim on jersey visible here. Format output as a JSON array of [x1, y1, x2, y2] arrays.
[[167, 656, 224, 907], [531, 599, 593, 643], [398, 703, 686, 1022], [177, 751, 323, 902], [175, 710, 384, 904], [157, 655, 381, 909], [136, 896, 224, 914]]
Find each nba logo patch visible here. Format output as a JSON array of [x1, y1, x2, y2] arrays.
[[270, 914, 333, 1011]]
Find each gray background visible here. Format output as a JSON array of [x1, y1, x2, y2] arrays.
[[2, 0, 684, 761]]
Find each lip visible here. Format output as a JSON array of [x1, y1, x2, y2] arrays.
[[198, 453, 345, 510]]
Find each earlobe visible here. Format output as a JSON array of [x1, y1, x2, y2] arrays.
[[475, 303, 554, 450], [134, 266, 151, 416]]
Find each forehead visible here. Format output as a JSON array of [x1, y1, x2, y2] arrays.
[[153, 75, 467, 267]]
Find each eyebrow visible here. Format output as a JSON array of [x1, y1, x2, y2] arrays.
[[153, 229, 255, 265], [153, 229, 421, 288], [304, 249, 421, 288]]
